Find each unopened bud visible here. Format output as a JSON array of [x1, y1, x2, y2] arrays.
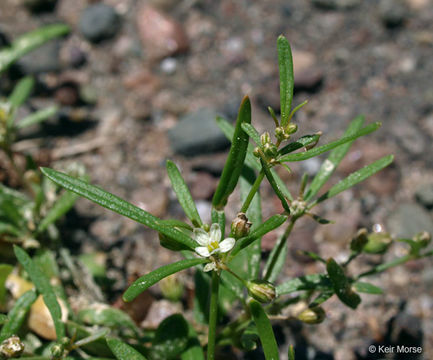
[[247, 280, 276, 303], [260, 132, 271, 146], [363, 232, 392, 254], [0, 335, 25, 359], [253, 147, 261, 158], [231, 212, 252, 238], [413, 231, 431, 248], [263, 143, 278, 158], [285, 123, 298, 135], [160, 273, 184, 302], [275, 127, 289, 141], [350, 228, 369, 252], [50, 343, 65, 359], [297, 307, 326, 324]]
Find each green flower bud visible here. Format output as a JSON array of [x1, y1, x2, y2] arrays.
[[159, 273, 184, 302], [231, 212, 252, 238], [50, 343, 65, 359], [275, 126, 289, 141], [285, 123, 298, 135], [263, 143, 278, 158], [350, 228, 369, 252], [305, 131, 322, 150], [413, 231, 431, 248], [253, 147, 261, 158], [297, 307, 326, 324], [0, 335, 25, 359], [246, 280, 276, 303], [363, 232, 392, 254], [260, 132, 271, 146]]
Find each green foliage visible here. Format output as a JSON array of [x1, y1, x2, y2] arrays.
[[3, 33, 428, 360]]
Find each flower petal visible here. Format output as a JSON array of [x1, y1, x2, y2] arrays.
[[193, 228, 210, 246], [219, 238, 235, 253], [210, 223, 221, 243], [204, 263, 217, 272], [195, 246, 210, 257]]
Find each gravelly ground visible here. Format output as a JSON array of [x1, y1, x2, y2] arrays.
[[1, 0, 433, 359]]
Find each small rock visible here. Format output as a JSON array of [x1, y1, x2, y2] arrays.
[[55, 82, 80, 106], [379, 0, 409, 28], [190, 172, 218, 200], [22, 0, 57, 13], [387, 313, 423, 349], [415, 183, 433, 210], [312, 0, 361, 10], [160, 57, 178, 74], [137, 5, 189, 59], [18, 40, 61, 74], [79, 4, 121, 43], [141, 299, 182, 329], [392, 122, 426, 156], [387, 203, 433, 238], [293, 50, 323, 90], [61, 45, 87, 68], [131, 186, 169, 218], [167, 108, 230, 156]]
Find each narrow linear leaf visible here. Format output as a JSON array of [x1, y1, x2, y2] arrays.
[[123, 258, 207, 302], [216, 117, 293, 201], [216, 116, 260, 171], [0, 290, 37, 342], [309, 290, 334, 308], [352, 281, 383, 294], [279, 122, 381, 162], [107, 338, 148, 360], [241, 123, 262, 146], [250, 300, 279, 360], [166, 160, 202, 227], [16, 105, 58, 129], [211, 207, 225, 234], [37, 191, 77, 233], [263, 234, 288, 283], [231, 214, 287, 257], [212, 96, 251, 209], [276, 274, 332, 296], [41, 167, 197, 250], [260, 159, 290, 213], [0, 264, 13, 305], [277, 35, 294, 127], [0, 24, 70, 73], [8, 76, 34, 108], [305, 115, 365, 201], [326, 258, 361, 309], [13, 246, 65, 338], [73, 328, 110, 348], [278, 134, 321, 156], [316, 155, 393, 204], [78, 306, 138, 333]]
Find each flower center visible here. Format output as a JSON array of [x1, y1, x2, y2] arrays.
[[207, 240, 219, 252]]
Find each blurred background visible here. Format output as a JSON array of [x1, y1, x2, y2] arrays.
[[1, 0, 432, 359]]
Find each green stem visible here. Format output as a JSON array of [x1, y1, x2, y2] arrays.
[[207, 271, 220, 360], [240, 170, 265, 213], [356, 254, 412, 280], [263, 218, 296, 281]]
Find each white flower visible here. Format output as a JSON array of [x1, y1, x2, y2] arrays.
[[194, 223, 235, 258]]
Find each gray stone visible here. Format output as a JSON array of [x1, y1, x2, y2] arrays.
[[312, 0, 361, 10], [167, 108, 230, 156], [415, 183, 433, 210], [387, 203, 433, 238], [379, 0, 408, 28], [79, 4, 121, 43], [18, 40, 61, 74]]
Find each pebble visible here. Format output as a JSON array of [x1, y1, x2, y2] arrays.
[[292, 50, 324, 90], [18, 40, 61, 74], [167, 108, 230, 156], [415, 183, 433, 210], [392, 122, 426, 156], [190, 172, 218, 200], [141, 299, 182, 329], [160, 57, 178, 74], [387, 203, 433, 238], [379, 0, 409, 28], [79, 4, 121, 43], [137, 5, 189, 59], [54, 82, 80, 106]]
